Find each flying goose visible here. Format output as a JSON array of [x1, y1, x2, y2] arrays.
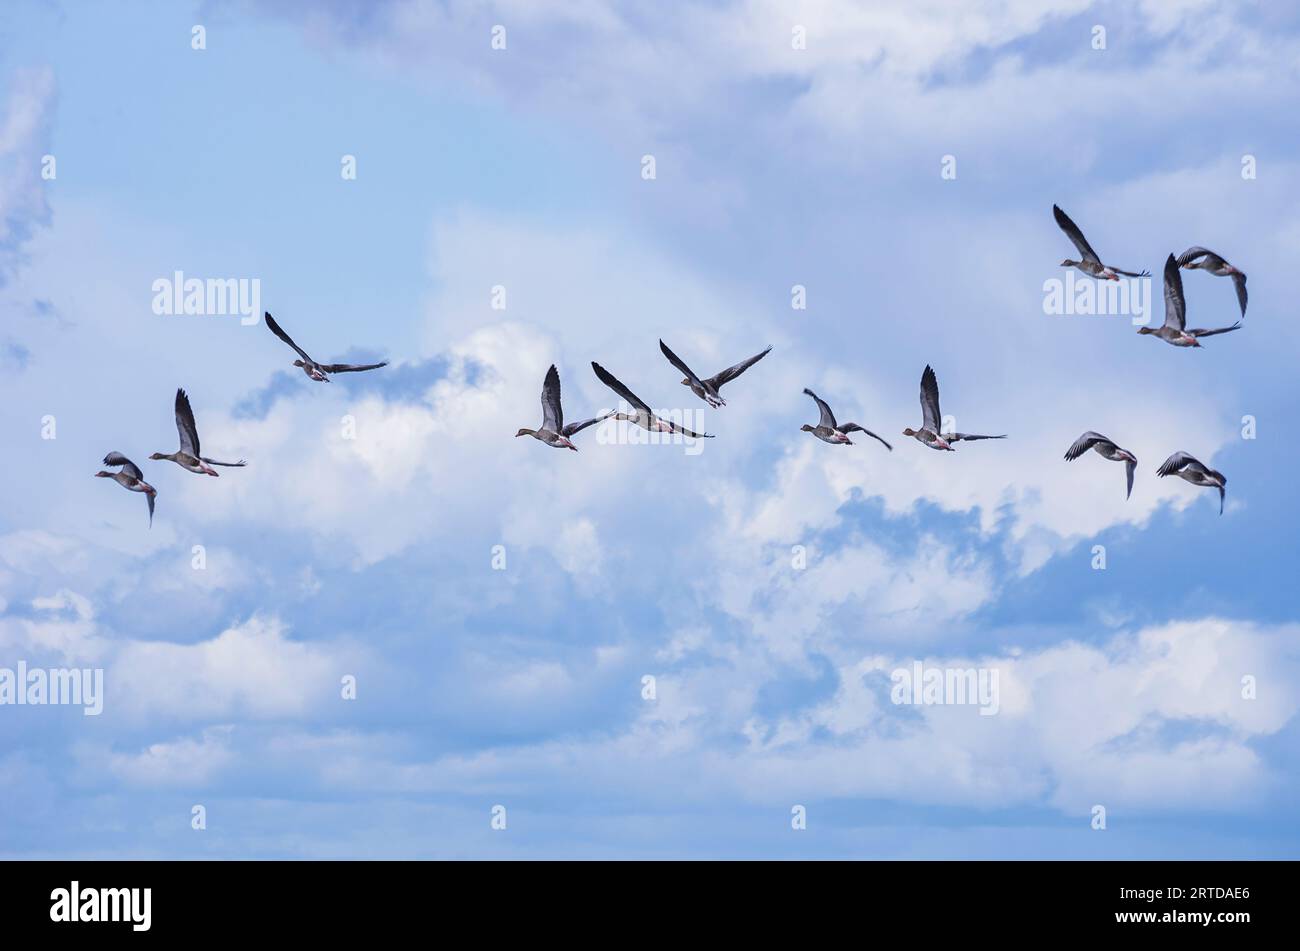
[[1177, 246, 1248, 318], [801, 388, 891, 449], [516, 365, 613, 450], [94, 453, 156, 526], [151, 389, 246, 476], [1064, 431, 1137, 500], [1156, 451, 1227, 515], [1138, 255, 1242, 347], [264, 311, 388, 382], [1054, 204, 1149, 280], [659, 340, 772, 408], [903, 365, 1006, 451], [591, 362, 713, 439]]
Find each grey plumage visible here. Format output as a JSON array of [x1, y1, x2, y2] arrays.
[[1054, 204, 1149, 278], [96, 452, 156, 526], [592, 362, 713, 440], [1177, 246, 1247, 318], [903, 365, 1006, 451], [1138, 255, 1241, 346], [265, 311, 388, 381], [1064, 431, 1138, 500], [170, 389, 246, 469], [660, 339, 772, 407], [518, 364, 613, 450], [801, 388, 891, 449], [1157, 451, 1227, 515]]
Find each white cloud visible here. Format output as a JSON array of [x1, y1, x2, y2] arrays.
[[95, 726, 236, 787], [0, 598, 364, 727], [4, 1, 1295, 856], [111, 614, 353, 721], [0, 587, 108, 664], [324, 616, 1296, 818], [261, 0, 1289, 166]]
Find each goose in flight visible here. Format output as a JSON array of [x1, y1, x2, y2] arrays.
[[1064, 431, 1137, 500], [800, 388, 891, 449], [1157, 451, 1227, 515], [591, 362, 713, 439], [659, 340, 771, 408], [264, 311, 388, 382], [151, 389, 247, 476], [94, 453, 157, 526], [1138, 255, 1242, 347], [516, 365, 613, 450], [903, 365, 1006, 451], [1054, 204, 1149, 280], [1177, 246, 1248, 318]]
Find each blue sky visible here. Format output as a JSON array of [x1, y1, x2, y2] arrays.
[[2, 0, 1299, 858]]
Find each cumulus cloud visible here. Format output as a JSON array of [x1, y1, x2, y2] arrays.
[[111, 615, 353, 721], [2, 0, 1296, 857], [314, 616, 1297, 821], [0, 586, 108, 663], [0, 596, 365, 726], [255, 0, 1294, 171], [96, 725, 237, 787]]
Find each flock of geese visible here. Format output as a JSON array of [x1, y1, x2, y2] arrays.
[[516, 205, 1242, 515], [97, 206, 1244, 524], [95, 313, 389, 525], [517, 344, 775, 449], [1052, 204, 1242, 513], [1054, 204, 1246, 345]]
